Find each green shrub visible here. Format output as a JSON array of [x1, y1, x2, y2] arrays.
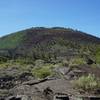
[[73, 74, 100, 91], [69, 57, 85, 66], [34, 59, 44, 67], [32, 63, 54, 79], [15, 58, 34, 65], [32, 67, 52, 79], [0, 63, 10, 68], [62, 59, 69, 66], [95, 49, 100, 64]]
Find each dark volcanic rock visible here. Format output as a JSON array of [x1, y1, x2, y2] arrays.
[[0, 65, 34, 89]]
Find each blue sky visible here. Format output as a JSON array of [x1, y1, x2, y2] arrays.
[[0, 0, 100, 37]]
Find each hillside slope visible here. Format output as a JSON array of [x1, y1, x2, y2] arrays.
[[0, 27, 100, 60]]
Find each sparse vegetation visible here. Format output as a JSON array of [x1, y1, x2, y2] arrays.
[[62, 59, 69, 66], [0, 31, 26, 49], [73, 74, 100, 91], [69, 57, 86, 67], [95, 47, 100, 64]]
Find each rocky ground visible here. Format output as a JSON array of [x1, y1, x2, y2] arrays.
[[0, 64, 100, 100]]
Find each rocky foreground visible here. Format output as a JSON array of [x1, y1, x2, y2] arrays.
[[0, 63, 100, 100]]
